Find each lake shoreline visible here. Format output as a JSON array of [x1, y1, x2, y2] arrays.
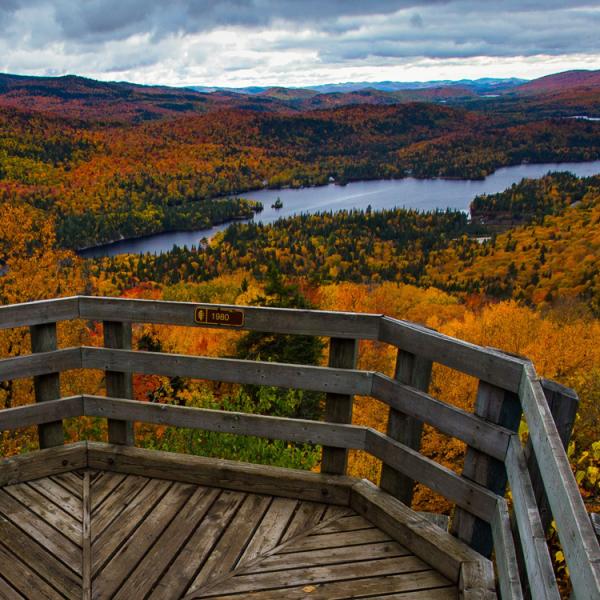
[[80, 159, 600, 258]]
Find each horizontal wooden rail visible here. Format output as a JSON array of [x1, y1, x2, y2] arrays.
[[0, 297, 79, 330], [520, 365, 600, 599], [0, 348, 81, 381], [0, 397, 82, 431], [79, 296, 382, 339], [379, 317, 526, 392], [82, 396, 367, 449], [0, 346, 519, 461], [371, 374, 511, 461], [81, 346, 374, 396], [0, 296, 596, 598], [365, 429, 498, 523], [0, 394, 501, 530]]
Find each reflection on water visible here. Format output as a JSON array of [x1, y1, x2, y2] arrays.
[[80, 160, 600, 257]]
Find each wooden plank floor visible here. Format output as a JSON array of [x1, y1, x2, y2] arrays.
[[0, 470, 457, 599]]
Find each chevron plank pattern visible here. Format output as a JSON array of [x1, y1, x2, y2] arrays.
[[0, 470, 457, 599]]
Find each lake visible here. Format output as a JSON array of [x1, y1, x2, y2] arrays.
[[81, 160, 600, 257]]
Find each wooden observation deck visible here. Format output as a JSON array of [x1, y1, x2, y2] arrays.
[[0, 296, 598, 599]]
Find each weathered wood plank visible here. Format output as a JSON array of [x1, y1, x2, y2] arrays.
[[82, 395, 367, 450], [92, 475, 150, 539], [93, 482, 193, 599], [91, 478, 171, 575], [199, 582, 456, 600], [366, 430, 498, 523], [380, 349, 432, 504], [280, 502, 327, 543], [0, 397, 81, 432], [371, 374, 511, 461], [281, 527, 391, 552], [195, 555, 431, 596], [188, 493, 272, 591], [0, 576, 25, 600], [379, 316, 525, 393], [350, 479, 489, 583], [81, 346, 373, 396], [321, 337, 358, 475], [0, 490, 82, 575], [27, 477, 83, 522], [87, 442, 354, 505], [317, 514, 372, 533], [251, 540, 410, 573], [90, 472, 127, 512], [459, 560, 497, 599], [30, 323, 64, 448], [0, 442, 87, 488], [4, 483, 82, 544], [520, 366, 600, 599], [526, 379, 579, 532], [0, 542, 64, 600], [0, 513, 82, 599], [147, 490, 245, 600], [113, 486, 220, 600], [51, 471, 84, 499], [79, 296, 381, 339], [491, 498, 524, 600], [505, 435, 561, 600], [103, 321, 134, 445], [0, 297, 79, 330], [0, 348, 81, 382], [237, 497, 299, 565], [82, 472, 91, 600], [451, 380, 521, 557]]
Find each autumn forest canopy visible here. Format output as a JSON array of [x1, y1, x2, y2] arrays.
[[1, 69, 600, 573]]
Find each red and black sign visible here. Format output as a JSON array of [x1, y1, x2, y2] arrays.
[[194, 307, 245, 327]]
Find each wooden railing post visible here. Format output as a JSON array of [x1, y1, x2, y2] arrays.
[[450, 380, 521, 557], [321, 337, 358, 475], [104, 321, 134, 445], [30, 323, 64, 448], [526, 379, 579, 531], [379, 349, 432, 505]]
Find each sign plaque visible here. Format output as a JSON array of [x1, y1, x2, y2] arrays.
[[194, 307, 245, 327]]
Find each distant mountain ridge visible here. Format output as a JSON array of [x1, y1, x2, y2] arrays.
[[187, 77, 526, 95], [0, 69, 597, 122]]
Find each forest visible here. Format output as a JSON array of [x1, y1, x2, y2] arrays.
[[1, 81, 599, 248], [0, 72, 599, 594]]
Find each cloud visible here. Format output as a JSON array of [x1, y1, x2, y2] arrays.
[[0, 1, 598, 86]]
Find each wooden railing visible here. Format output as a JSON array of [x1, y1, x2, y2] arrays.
[[0, 296, 599, 599]]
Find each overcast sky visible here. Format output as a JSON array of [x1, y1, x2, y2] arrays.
[[0, 1, 599, 87]]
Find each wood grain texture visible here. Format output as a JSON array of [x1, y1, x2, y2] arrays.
[[366, 430, 499, 523], [505, 435, 560, 600], [321, 337, 358, 475], [379, 316, 525, 393], [30, 323, 64, 448], [380, 349, 432, 505], [87, 441, 355, 505], [83, 395, 367, 450], [79, 296, 382, 339], [450, 380, 521, 557], [350, 479, 490, 584], [82, 345, 373, 396], [0, 296, 78, 330], [372, 374, 511, 461], [103, 321, 134, 445], [520, 366, 600, 599]]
